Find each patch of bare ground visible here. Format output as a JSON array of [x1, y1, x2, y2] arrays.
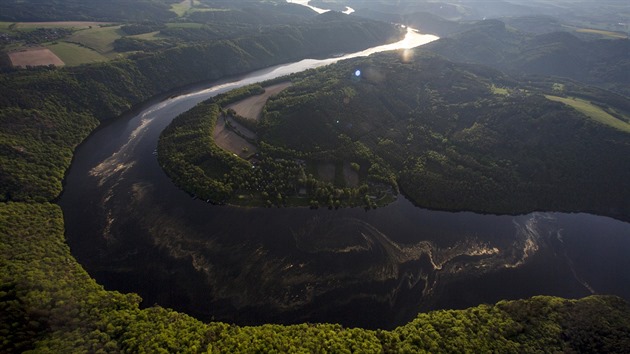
[[9, 48, 64, 67], [342, 162, 359, 187], [227, 82, 292, 121], [317, 162, 335, 183], [213, 115, 257, 159]]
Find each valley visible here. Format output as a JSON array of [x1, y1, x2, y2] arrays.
[[1, 0, 630, 352]]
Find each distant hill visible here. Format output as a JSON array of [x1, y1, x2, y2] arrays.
[[352, 9, 470, 36], [352, 10, 575, 37], [0, 0, 315, 23], [0, 0, 179, 22], [425, 20, 630, 96], [187, 2, 317, 26], [315, 0, 545, 20], [500, 15, 566, 34]]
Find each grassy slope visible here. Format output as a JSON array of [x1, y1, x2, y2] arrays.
[[66, 25, 123, 56], [170, 0, 192, 17], [128, 31, 162, 41], [546, 95, 630, 133], [47, 41, 108, 66], [574, 28, 628, 39]]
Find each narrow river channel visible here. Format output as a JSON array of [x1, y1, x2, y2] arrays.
[[59, 28, 630, 329]]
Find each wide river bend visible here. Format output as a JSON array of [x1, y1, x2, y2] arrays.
[[59, 30, 630, 329]]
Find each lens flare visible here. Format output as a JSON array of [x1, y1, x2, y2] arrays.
[[401, 48, 414, 63]]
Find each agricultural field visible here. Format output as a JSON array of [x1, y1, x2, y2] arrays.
[[213, 83, 292, 158], [317, 162, 336, 183], [46, 41, 108, 66], [170, 0, 231, 17], [129, 31, 162, 41], [545, 95, 630, 133], [490, 84, 509, 96], [1, 21, 120, 66], [213, 115, 257, 159], [7, 47, 64, 67], [0, 22, 14, 32], [170, 0, 193, 17], [66, 25, 123, 56], [226, 82, 292, 121]]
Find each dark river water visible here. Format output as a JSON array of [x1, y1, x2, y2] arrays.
[[59, 30, 630, 330]]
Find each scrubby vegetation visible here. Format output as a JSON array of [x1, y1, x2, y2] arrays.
[[159, 50, 630, 220]]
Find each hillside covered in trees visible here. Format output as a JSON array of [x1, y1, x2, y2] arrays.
[[3, 202, 630, 352], [424, 20, 630, 96], [159, 49, 630, 220], [0, 0, 315, 22], [2, 0, 630, 351], [0, 0, 179, 22]]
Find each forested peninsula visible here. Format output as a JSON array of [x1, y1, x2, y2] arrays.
[[158, 50, 630, 220]]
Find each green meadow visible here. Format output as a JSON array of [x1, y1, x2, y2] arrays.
[[546, 95, 630, 133], [170, 0, 192, 17], [67, 25, 123, 56], [46, 41, 109, 66], [575, 28, 628, 39]]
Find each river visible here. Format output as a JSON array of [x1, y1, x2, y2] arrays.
[[59, 28, 630, 329], [286, 0, 355, 15]]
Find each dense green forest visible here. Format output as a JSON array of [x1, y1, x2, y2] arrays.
[[159, 50, 630, 220], [2, 1, 630, 350], [2, 203, 630, 352], [0, 0, 181, 22]]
